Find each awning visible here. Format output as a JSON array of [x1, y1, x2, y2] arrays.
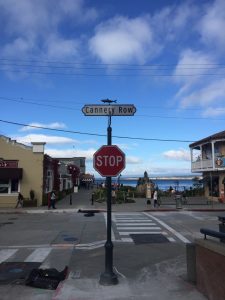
[[0, 168, 23, 180]]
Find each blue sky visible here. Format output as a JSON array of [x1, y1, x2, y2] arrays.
[[0, 0, 225, 177]]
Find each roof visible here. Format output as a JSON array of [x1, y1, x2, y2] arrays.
[[189, 130, 225, 148]]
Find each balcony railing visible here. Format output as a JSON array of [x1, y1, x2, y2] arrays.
[[191, 159, 213, 171], [192, 157, 225, 171]]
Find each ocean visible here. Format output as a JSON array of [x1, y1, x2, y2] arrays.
[[95, 177, 195, 191]]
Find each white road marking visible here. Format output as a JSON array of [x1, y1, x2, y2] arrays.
[[0, 249, 17, 263], [25, 248, 52, 262], [117, 226, 161, 230], [119, 231, 162, 235], [121, 238, 133, 242], [168, 237, 176, 242], [143, 212, 191, 243], [116, 221, 156, 226]]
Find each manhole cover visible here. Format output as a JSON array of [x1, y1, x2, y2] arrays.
[[130, 234, 169, 244], [0, 262, 41, 284]]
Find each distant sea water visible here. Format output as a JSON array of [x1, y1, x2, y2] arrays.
[[95, 178, 195, 191]]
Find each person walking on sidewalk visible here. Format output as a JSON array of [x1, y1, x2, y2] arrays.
[[153, 190, 158, 208], [15, 192, 24, 208], [49, 190, 57, 209]]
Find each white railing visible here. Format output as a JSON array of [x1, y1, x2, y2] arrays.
[[192, 159, 213, 171]]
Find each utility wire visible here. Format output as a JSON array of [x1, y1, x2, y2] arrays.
[[1, 62, 225, 71], [1, 57, 225, 67], [0, 96, 225, 121], [1, 95, 225, 112], [0, 119, 194, 143], [1, 68, 225, 77]]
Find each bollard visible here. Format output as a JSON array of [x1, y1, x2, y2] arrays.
[[70, 194, 72, 205]]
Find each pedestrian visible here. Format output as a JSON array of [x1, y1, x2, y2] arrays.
[[49, 190, 57, 209], [15, 192, 24, 208], [153, 190, 158, 208], [91, 192, 94, 205]]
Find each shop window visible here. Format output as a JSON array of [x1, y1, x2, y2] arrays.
[[0, 179, 19, 194], [11, 179, 19, 192]]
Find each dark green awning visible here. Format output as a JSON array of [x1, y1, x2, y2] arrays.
[[0, 168, 23, 180]]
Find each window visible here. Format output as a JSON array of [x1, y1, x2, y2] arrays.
[[45, 170, 53, 193], [0, 179, 19, 194]]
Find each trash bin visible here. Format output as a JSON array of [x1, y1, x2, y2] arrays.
[[74, 186, 78, 193], [175, 195, 182, 209], [218, 216, 225, 243]]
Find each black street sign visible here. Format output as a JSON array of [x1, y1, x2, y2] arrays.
[[82, 104, 136, 116]]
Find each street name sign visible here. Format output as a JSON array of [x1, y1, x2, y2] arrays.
[[82, 104, 136, 116], [93, 145, 125, 177]]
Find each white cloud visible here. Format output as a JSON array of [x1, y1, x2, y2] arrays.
[[14, 134, 78, 145], [126, 156, 142, 164], [174, 49, 216, 94], [151, 2, 197, 41], [19, 122, 67, 132], [179, 78, 225, 108], [45, 148, 96, 160], [202, 106, 225, 117], [0, 0, 97, 61], [198, 0, 225, 50], [44, 35, 80, 60], [89, 16, 160, 64], [163, 149, 190, 161]]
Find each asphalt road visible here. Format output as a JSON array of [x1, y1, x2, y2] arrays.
[[0, 210, 222, 299]]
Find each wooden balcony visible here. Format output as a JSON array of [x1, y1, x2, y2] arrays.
[[192, 157, 225, 172]]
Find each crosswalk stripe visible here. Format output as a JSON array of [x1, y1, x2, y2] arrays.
[[115, 220, 153, 223], [117, 226, 161, 230], [121, 238, 133, 242], [24, 248, 52, 262], [0, 249, 18, 263], [117, 223, 156, 226], [119, 231, 162, 235]]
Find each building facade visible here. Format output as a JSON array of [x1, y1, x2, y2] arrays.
[[0, 136, 46, 207], [0, 135, 86, 207], [189, 130, 225, 201]]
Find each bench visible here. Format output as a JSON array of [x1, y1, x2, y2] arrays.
[[200, 228, 225, 241], [218, 216, 225, 225]]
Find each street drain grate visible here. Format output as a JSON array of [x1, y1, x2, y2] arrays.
[[130, 234, 169, 244], [0, 262, 41, 284]]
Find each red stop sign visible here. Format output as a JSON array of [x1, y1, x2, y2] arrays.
[[93, 145, 125, 177]]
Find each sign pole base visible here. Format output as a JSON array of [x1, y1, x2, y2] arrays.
[[99, 240, 118, 285], [99, 271, 118, 286]]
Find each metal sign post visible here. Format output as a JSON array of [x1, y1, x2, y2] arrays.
[[83, 99, 136, 286]]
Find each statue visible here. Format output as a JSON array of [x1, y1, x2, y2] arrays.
[[136, 171, 154, 195]]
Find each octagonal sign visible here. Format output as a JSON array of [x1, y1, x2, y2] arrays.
[[93, 145, 126, 177]]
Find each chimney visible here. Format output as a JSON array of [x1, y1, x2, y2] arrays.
[[31, 142, 46, 153]]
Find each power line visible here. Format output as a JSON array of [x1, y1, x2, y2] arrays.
[[0, 96, 80, 111], [1, 67, 225, 77], [0, 96, 224, 121], [0, 119, 194, 143], [1, 57, 225, 67], [1, 95, 225, 112], [1, 62, 225, 71]]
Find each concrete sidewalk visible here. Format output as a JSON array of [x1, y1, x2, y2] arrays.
[[53, 245, 206, 300], [1, 188, 225, 213]]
